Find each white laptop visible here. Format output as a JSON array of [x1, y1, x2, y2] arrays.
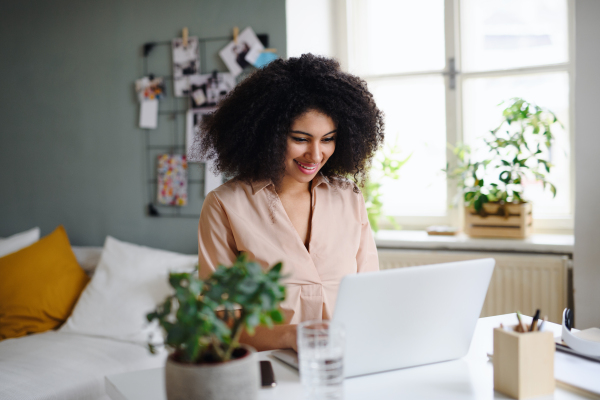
[[272, 258, 495, 377]]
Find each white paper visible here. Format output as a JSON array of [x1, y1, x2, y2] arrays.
[[139, 100, 158, 129], [219, 27, 264, 77], [186, 108, 216, 162], [555, 351, 600, 395], [204, 160, 223, 196]]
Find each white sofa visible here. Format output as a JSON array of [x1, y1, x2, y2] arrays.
[[0, 246, 171, 400]]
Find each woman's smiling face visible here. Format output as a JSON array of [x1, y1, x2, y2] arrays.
[[284, 110, 337, 184]]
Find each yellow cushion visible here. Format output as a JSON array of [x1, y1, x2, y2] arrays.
[[0, 226, 90, 340]]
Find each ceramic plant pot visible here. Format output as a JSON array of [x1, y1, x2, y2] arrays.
[[165, 344, 259, 400]]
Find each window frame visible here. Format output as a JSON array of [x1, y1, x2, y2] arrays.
[[341, 0, 575, 234]]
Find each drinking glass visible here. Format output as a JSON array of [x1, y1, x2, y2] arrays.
[[297, 320, 345, 400]]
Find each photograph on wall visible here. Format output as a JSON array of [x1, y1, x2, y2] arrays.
[[186, 108, 216, 162], [136, 76, 165, 129], [139, 99, 158, 129], [189, 72, 235, 109], [219, 27, 264, 77], [135, 76, 166, 101], [157, 154, 188, 206], [172, 36, 199, 97]]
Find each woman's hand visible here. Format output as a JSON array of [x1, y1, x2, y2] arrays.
[[215, 308, 297, 351], [284, 324, 298, 352], [240, 323, 298, 352]]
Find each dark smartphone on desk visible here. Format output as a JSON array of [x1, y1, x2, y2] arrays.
[[260, 360, 276, 388]]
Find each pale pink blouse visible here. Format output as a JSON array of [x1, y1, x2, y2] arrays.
[[197, 174, 379, 324]]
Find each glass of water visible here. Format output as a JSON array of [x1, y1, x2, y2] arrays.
[[297, 320, 345, 400]]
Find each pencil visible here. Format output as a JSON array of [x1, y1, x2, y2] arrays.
[[516, 311, 527, 332]]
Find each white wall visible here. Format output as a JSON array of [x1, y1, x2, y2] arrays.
[[286, 0, 335, 58], [286, 0, 350, 70], [574, 0, 600, 328]]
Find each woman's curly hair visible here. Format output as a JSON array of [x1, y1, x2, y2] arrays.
[[197, 54, 385, 191]]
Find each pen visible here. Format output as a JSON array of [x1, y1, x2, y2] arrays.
[[538, 316, 547, 332], [530, 309, 540, 332]]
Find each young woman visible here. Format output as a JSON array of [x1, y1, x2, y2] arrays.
[[196, 54, 384, 351]]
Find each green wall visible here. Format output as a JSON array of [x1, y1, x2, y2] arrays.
[[0, 0, 286, 253]]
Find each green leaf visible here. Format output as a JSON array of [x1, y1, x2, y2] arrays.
[[239, 278, 259, 294], [499, 171, 511, 184], [146, 311, 158, 322], [260, 314, 273, 329], [246, 311, 260, 329], [270, 309, 284, 323], [473, 193, 489, 212], [513, 191, 523, 202], [464, 191, 475, 202], [165, 324, 186, 345], [270, 262, 283, 274]]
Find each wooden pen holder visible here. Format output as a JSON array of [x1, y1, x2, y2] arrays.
[[493, 326, 555, 399]]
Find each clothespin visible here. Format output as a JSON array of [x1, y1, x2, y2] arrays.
[[233, 27, 239, 44], [262, 48, 277, 53], [182, 27, 189, 47]]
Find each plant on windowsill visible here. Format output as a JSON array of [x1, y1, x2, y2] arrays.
[[445, 98, 562, 238], [146, 254, 286, 400], [364, 141, 411, 232]]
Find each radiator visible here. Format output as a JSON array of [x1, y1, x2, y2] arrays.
[[377, 249, 569, 323]]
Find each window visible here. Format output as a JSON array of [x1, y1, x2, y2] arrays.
[[286, 0, 574, 232]]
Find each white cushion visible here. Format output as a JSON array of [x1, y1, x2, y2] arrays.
[[72, 246, 103, 276], [0, 330, 166, 400], [61, 236, 197, 344], [0, 227, 40, 257]]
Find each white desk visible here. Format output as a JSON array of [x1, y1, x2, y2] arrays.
[[105, 315, 592, 400]]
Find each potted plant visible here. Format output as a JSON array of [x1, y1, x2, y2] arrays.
[[146, 254, 286, 400], [446, 98, 562, 238]]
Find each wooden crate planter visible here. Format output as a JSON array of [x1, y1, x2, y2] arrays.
[[465, 203, 532, 239]]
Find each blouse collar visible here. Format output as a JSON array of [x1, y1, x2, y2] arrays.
[[250, 173, 331, 195]]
